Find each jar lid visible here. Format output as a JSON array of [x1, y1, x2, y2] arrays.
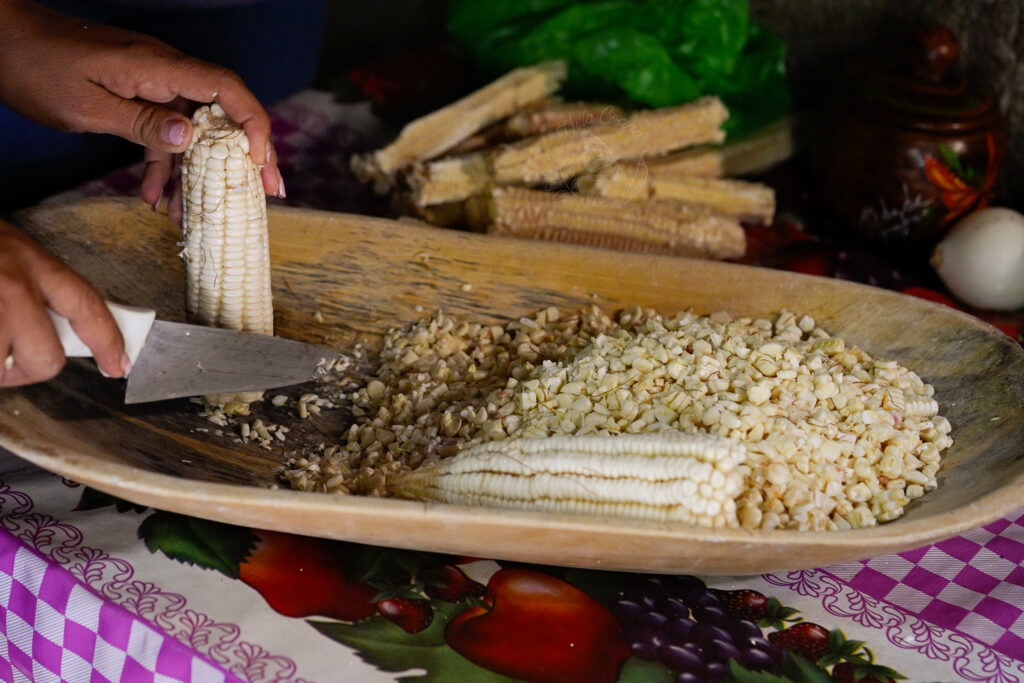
[[855, 25, 999, 133]]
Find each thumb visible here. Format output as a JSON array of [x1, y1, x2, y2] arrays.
[[101, 96, 193, 153]]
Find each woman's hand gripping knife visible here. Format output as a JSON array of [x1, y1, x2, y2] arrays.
[[0, 219, 127, 386]]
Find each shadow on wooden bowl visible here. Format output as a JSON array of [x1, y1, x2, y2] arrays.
[[1, 198, 1021, 575]]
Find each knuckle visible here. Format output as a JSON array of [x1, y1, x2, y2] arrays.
[[176, 57, 240, 97], [211, 65, 242, 88], [0, 268, 36, 304], [75, 280, 106, 311], [38, 356, 66, 382], [129, 106, 161, 144], [207, 65, 245, 100]]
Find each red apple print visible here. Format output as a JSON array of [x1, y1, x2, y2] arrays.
[[444, 568, 630, 683], [238, 530, 378, 621]]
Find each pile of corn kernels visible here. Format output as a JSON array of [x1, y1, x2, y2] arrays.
[[280, 304, 951, 531]]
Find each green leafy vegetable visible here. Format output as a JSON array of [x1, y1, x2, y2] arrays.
[[574, 28, 702, 106], [445, 0, 790, 138]]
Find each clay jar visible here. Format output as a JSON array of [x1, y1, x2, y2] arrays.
[[816, 25, 1006, 256]]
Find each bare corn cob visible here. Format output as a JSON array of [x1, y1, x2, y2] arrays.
[[577, 168, 776, 225], [181, 104, 272, 413], [408, 154, 490, 208], [387, 433, 746, 527], [351, 61, 567, 192], [643, 115, 798, 179], [491, 97, 728, 187], [444, 97, 561, 156], [487, 187, 745, 260], [503, 101, 625, 137], [445, 101, 626, 156], [643, 146, 725, 178], [404, 195, 491, 231], [409, 97, 728, 207]]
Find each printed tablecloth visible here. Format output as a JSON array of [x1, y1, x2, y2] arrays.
[[2, 89, 1022, 683]]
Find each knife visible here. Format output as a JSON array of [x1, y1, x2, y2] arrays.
[[43, 302, 350, 404]]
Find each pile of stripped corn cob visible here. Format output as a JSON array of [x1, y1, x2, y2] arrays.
[[352, 61, 796, 261], [181, 104, 273, 414], [280, 304, 951, 531]]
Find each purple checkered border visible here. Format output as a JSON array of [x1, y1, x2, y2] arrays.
[[825, 510, 1024, 660], [0, 528, 243, 683], [765, 507, 1024, 683], [0, 481, 309, 682]]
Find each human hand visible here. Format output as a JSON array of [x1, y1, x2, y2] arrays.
[[0, 219, 127, 386], [0, 0, 283, 222]]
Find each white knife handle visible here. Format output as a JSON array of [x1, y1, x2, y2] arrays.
[[47, 301, 156, 375]]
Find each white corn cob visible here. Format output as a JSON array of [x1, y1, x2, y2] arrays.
[[181, 104, 272, 411], [387, 433, 746, 527]]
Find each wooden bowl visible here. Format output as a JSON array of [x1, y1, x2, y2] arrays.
[[1, 198, 1022, 575]]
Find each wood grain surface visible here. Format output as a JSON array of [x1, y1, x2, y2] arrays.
[[1, 197, 1022, 574]]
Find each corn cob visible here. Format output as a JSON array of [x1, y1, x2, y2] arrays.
[[181, 104, 272, 413], [643, 115, 798, 179], [408, 154, 490, 208], [444, 97, 560, 156], [444, 100, 625, 156], [492, 97, 728, 186], [503, 101, 626, 138], [408, 97, 728, 207], [351, 61, 567, 192], [386, 433, 746, 526], [487, 187, 745, 260], [577, 168, 776, 225], [403, 195, 491, 231]]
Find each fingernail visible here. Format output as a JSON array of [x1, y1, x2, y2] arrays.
[[162, 119, 187, 146], [121, 353, 133, 377], [276, 169, 286, 199], [266, 146, 273, 164]]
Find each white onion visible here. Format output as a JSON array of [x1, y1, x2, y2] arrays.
[[930, 207, 1024, 311]]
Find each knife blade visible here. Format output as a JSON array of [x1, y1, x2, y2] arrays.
[[123, 320, 346, 403], [44, 302, 354, 404]]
